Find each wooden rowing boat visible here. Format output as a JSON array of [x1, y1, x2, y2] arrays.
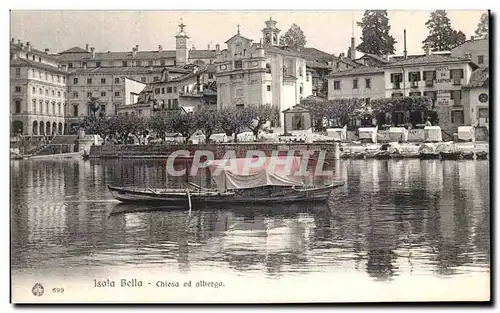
[[107, 156, 345, 208], [107, 182, 344, 206]]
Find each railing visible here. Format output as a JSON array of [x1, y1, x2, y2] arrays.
[[425, 80, 434, 87], [179, 90, 203, 97]]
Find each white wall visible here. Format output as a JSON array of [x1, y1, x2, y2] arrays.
[[328, 73, 385, 100], [124, 78, 146, 105]]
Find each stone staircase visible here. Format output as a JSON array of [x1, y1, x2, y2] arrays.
[[28, 135, 79, 156]]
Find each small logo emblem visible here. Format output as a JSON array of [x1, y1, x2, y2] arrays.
[[32, 283, 44, 297]]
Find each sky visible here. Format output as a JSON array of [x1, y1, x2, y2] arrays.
[[10, 10, 487, 57]]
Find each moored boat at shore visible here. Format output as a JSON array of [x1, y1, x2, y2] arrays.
[[107, 156, 344, 208]]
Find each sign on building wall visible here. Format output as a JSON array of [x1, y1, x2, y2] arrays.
[[435, 65, 451, 105]]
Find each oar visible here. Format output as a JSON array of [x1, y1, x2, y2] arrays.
[[186, 188, 192, 215]]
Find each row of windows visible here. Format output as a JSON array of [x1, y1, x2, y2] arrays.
[[72, 91, 121, 98], [27, 99, 66, 115], [22, 86, 67, 98], [154, 86, 178, 94], [73, 77, 121, 85], [26, 68, 65, 83], [69, 59, 168, 69], [333, 78, 372, 90], [72, 76, 161, 85], [390, 69, 465, 83], [390, 90, 462, 101]]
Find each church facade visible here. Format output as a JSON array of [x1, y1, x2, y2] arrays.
[[215, 18, 313, 128]]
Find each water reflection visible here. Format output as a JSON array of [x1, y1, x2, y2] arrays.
[[10, 158, 490, 282]]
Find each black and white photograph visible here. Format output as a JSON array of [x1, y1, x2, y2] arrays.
[[9, 7, 491, 304]]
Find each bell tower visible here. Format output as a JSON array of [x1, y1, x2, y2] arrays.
[[175, 19, 189, 66], [262, 17, 280, 46]]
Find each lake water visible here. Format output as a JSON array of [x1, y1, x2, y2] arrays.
[[10, 158, 491, 302]]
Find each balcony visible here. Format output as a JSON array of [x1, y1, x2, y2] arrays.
[[179, 90, 203, 97]]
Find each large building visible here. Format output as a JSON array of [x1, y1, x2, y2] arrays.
[[10, 41, 68, 136], [451, 37, 489, 68], [215, 18, 313, 128], [10, 20, 216, 136], [327, 48, 480, 131]]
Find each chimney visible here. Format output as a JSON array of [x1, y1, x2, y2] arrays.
[[135, 44, 139, 51], [27, 42, 32, 52], [216, 44, 220, 54], [45, 49, 50, 55], [350, 37, 356, 60], [470, 36, 475, 41], [90, 47, 95, 59], [208, 44, 211, 50], [339, 52, 345, 58], [132, 46, 137, 57], [158, 45, 163, 52], [403, 29, 408, 60], [86, 44, 89, 51], [192, 44, 196, 50], [424, 46, 430, 56]]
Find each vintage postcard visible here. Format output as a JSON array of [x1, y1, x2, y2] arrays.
[[10, 9, 490, 304]]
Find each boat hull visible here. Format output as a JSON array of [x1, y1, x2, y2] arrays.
[[107, 183, 343, 206]]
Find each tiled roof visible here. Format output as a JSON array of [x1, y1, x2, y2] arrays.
[[327, 66, 384, 78], [69, 66, 165, 75], [225, 33, 254, 44], [390, 52, 451, 61], [300, 47, 333, 61], [387, 54, 469, 67], [10, 58, 67, 74], [59, 46, 89, 54], [264, 45, 303, 57], [189, 49, 216, 59], [332, 56, 361, 68], [464, 67, 489, 88], [306, 60, 330, 69], [358, 53, 391, 64], [10, 42, 60, 60], [451, 37, 488, 50], [56, 50, 177, 62]]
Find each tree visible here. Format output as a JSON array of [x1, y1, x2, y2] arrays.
[[244, 104, 280, 139], [422, 10, 467, 51], [327, 98, 364, 127], [319, 79, 328, 98], [108, 114, 146, 144], [79, 115, 110, 142], [194, 105, 221, 143], [475, 12, 489, 39], [280, 23, 307, 51], [356, 10, 397, 56], [86, 96, 101, 117], [166, 111, 197, 144], [301, 96, 329, 131], [149, 113, 169, 142], [218, 106, 252, 142]]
